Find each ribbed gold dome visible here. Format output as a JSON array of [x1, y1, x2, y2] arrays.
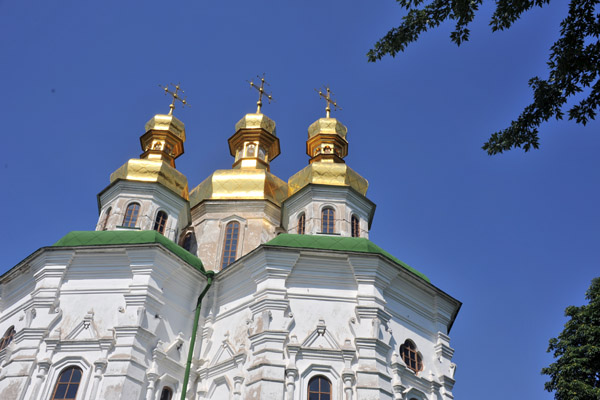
[[234, 113, 276, 136], [144, 114, 186, 141], [189, 168, 287, 207], [110, 159, 189, 200], [288, 109, 368, 196], [287, 162, 368, 197], [308, 117, 347, 138], [190, 108, 287, 207]]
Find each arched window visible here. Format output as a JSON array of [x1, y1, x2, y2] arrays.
[[221, 221, 240, 269], [159, 387, 173, 400], [50, 366, 82, 400], [308, 375, 332, 400], [101, 207, 111, 231], [297, 213, 306, 235], [153, 211, 168, 234], [400, 339, 423, 374], [351, 214, 360, 237], [321, 207, 335, 234], [181, 233, 193, 251], [0, 326, 15, 351], [122, 203, 140, 228]]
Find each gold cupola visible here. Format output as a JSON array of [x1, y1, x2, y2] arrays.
[[229, 112, 280, 171], [109, 85, 189, 199], [288, 87, 368, 196], [139, 113, 185, 167], [189, 77, 288, 207], [307, 117, 348, 163]]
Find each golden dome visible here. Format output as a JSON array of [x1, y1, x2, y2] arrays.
[[308, 117, 347, 139], [107, 111, 189, 199], [140, 114, 186, 168], [229, 113, 281, 171], [287, 87, 367, 196], [305, 117, 349, 164], [189, 168, 288, 207], [287, 162, 368, 197], [234, 113, 276, 136], [144, 114, 186, 141], [110, 159, 189, 200]]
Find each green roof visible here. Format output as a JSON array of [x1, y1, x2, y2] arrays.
[[53, 231, 205, 273], [265, 234, 429, 282]]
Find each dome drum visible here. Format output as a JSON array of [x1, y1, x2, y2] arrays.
[[139, 130, 184, 167], [306, 133, 348, 164]]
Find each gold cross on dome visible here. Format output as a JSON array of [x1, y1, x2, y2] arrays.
[[159, 83, 189, 115], [316, 86, 341, 118], [248, 74, 273, 114]]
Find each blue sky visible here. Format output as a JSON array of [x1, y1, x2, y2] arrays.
[[1, 1, 598, 399]]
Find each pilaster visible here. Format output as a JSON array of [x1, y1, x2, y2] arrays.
[[243, 248, 298, 399]]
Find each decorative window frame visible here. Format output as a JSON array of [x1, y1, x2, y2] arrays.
[[300, 364, 342, 400], [41, 357, 92, 400], [319, 204, 338, 235], [156, 373, 179, 400], [400, 339, 424, 374], [216, 215, 247, 269], [206, 375, 232, 399], [405, 387, 427, 400], [158, 386, 174, 400]]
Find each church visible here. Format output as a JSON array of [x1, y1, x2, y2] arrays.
[[0, 82, 461, 400]]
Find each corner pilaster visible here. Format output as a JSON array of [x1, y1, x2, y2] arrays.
[[243, 248, 298, 399]]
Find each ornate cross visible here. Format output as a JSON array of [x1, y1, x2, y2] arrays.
[[159, 83, 189, 115], [248, 74, 273, 114], [316, 86, 341, 118]]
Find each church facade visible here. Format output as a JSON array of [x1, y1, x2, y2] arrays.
[[0, 86, 460, 400]]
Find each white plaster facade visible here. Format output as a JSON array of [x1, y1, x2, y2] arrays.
[[97, 180, 191, 243], [196, 245, 459, 400], [191, 200, 282, 272], [0, 244, 207, 400], [0, 111, 460, 400], [281, 185, 375, 238]]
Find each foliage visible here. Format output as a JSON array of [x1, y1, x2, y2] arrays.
[[541, 277, 600, 400], [367, 1, 600, 155]]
